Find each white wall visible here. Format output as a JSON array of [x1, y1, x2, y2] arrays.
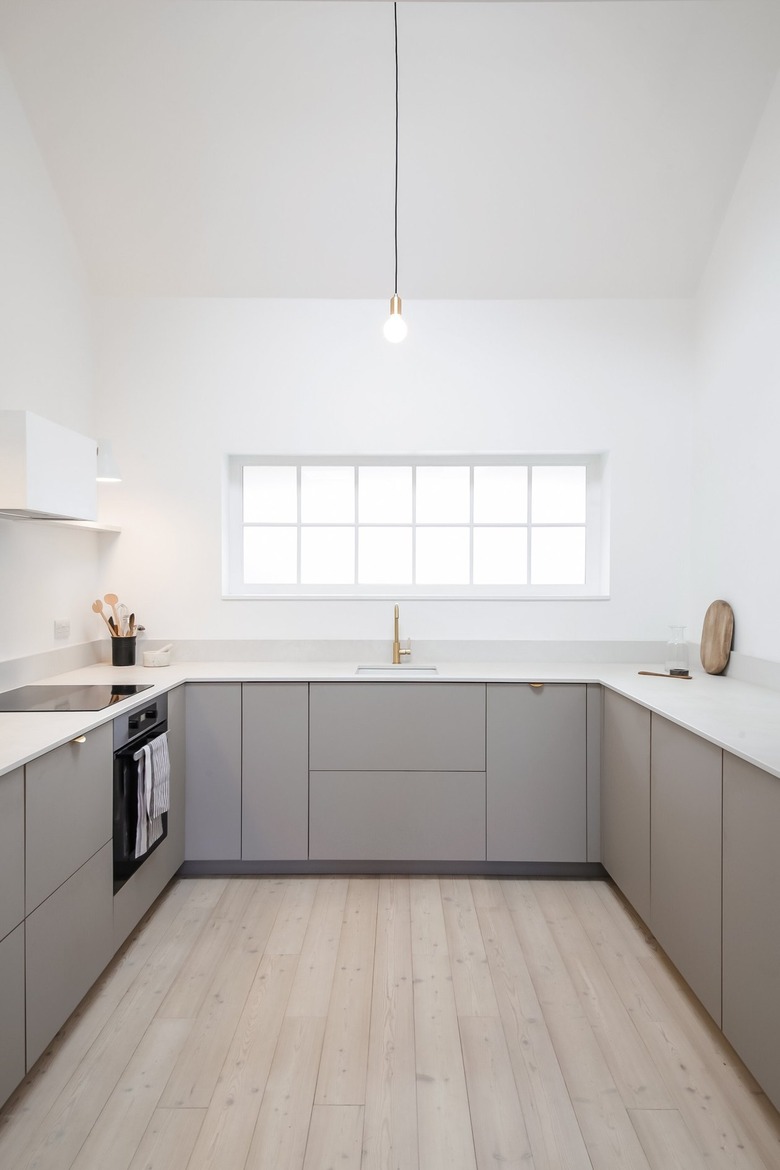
[[693, 73, 780, 662], [94, 296, 693, 646], [0, 52, 100, 661]]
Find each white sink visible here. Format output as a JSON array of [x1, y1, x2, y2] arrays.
[[355, 664, 438, 677]]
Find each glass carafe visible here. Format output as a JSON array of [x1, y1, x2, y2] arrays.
[[665, 626, 689, 676]]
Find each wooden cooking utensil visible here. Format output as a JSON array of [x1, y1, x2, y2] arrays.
[[700, 600, 734, 674], [91, 599, 114, 635], [104, 592, 121, 630], [638, 670, 691, 680]]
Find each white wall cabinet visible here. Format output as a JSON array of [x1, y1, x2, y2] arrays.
[[185, 682, 242, 860], [650, 715, 722, 1024], [242, 683, 309, 861], [487, 683, 587, 862], [722, 752, 780, 1112], [601, 689, 651, 921], [0, 410, 97, 520]]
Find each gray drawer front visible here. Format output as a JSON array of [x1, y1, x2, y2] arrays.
[[25, 722, 112, 914], [0, 924, 25, 1107], [25, 841, 113, 1067], [310, 770, 486, 860], [309, 683, 485, 772], [0, 767, 24, 941]]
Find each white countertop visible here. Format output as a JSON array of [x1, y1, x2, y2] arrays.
[[1, 659, 779, 780]]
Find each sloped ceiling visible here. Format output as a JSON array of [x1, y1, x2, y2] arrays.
[[1, 0, 779, 298]]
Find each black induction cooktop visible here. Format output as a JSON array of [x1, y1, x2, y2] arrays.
[[0, 683, 153, 713]]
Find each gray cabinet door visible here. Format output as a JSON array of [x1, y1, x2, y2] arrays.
[[0, 924, 25, 1108], [242, 683, 309, 861], [309, 683, 486, 772], [25, 841, 113, 1067], [167, 683, 186, 868], [650, 715, 722, 1024], [25, 722, 112, 914], [185, 683, 242, 860], [0, 767, 24, 942], [310, 770, 486, 861], [487, 684, 587, 862], [601, 690, 651, 922], [723, 753, 780, 1112]]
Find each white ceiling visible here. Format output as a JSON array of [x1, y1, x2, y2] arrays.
[[1, 0, 779, 299]]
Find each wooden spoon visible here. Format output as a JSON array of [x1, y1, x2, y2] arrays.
[[92, 599, 114, 635], [104, 592, 121, 630]]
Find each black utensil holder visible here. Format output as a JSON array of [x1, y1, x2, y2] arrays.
[[111, 636, 136, 667]]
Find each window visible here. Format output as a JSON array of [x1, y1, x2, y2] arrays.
[[224, 455, 608, 598]]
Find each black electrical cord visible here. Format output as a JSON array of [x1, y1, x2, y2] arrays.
[[393, 1, 399, 297]]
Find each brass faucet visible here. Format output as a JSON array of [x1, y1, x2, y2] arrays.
[[392, 604, 412, 664]]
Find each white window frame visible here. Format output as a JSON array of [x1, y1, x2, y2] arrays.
[[223, 454, 609, 599]]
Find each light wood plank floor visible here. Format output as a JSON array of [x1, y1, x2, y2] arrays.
[[2, 876, 779, 1170]]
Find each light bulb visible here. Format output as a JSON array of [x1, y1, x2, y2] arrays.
[[383, 293, 407, 343]]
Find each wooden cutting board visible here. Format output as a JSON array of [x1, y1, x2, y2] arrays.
[[700, 600, 734, 674]]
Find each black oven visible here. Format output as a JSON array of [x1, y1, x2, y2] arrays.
[[113, 692, 168, 892]]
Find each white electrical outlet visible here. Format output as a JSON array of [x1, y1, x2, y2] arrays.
[[54, 619, 70, 640]]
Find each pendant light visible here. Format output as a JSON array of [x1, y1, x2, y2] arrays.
[[96, 440, 121, 483], [383, 2, 407, 343]]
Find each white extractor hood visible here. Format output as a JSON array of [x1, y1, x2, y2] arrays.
[[0, 411, 98, 521]]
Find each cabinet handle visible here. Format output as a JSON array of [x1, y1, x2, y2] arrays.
[[73, 735, 87, 744], [529, 683, 544, 690]]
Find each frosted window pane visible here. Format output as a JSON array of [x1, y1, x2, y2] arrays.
[[243, 465, 297, 523], [358, 466, 412, 523], [301, 526, 355, 584], [358, 527, 413, 584], [244, 527, 297, 584], [416, 527, 470, 584], [416, 466, 470, 523], [473, 466, 528, 523], [531, 527, 586, 585], [531, 466, 586, 523], [301, 466, 354, 523], [473, 527, 528, 584]]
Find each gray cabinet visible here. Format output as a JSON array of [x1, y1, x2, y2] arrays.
[[0, 767, 24, 942], [601, 689, 651, 922], [310, 770, 486, 860], [242, 683, 309, 861], [722, 753, 780, 1112], [487, 683, 587, 862], [113, 685, 187, 949], [25, 723, 112, 913], [309, 683, 486, 861], [309, 682, 486, 772], [25, 841, 113, 1067], [185, 682, 242, 860], [0, 924, 25, 1108], [650, 715, 722, 1024]]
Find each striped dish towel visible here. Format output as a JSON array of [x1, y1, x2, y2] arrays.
[[133, 731, 170, 857], [149, 731, 170, 818]]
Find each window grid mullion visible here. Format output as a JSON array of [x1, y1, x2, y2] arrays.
[[469, 464, 475, 585], [296, 464, 302, 585]]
